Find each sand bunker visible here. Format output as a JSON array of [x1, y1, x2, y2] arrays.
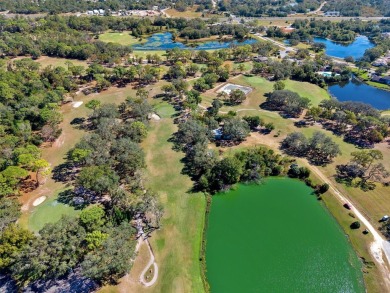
[[33, 196, 47, 206], [72, 101, 84, 108], [151, 113, 161, 120]]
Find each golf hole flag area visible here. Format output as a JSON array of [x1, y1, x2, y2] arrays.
[[216, 83, 252, 96]]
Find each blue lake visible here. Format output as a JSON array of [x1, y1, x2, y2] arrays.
[[132, 32, 257, 51], [313, 36, 374, 59], [329, 77, 390, 110]]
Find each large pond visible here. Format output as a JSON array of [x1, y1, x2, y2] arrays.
[[313, 36, 374, 59], [206, 178, 364, 293], [132, 32, 257, 51], [329, 77, 390, 110]]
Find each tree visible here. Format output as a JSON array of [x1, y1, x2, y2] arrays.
[[85, 231, 108, 250], [264, 122, 275, 133], [81, 222, 136, 284], [0, 224, 34, 271], [136, 88, 149, 100], [121, 121, 148, 142], [79, 205, 106, 232], [337, 150, 389, 190], [12, 216, 86, 286], [85, 99, 101, 111], [311, 42, 326, 53], [18, 154, 50, 185], [0, 197, 21, 232], [69, 148, 91, 165], [281, 132, 308, 156], [176, 119, 208, 149], [77, 165, 119, 195], [1, 166, 29, 191], [243, 115, 262, 130], [264, 90, 309, 117], [273, 80, 285, 91], [307, 131, 341, 165], [209, 156, 243, 190], [223, 118, 250, 142], [228, 89, 246, 105], [111, 139, 145, 177]]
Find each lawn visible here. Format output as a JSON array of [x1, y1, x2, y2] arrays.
[[110, 101, 206, 293], [165, 6, 205, 18], [20, 82, 165, 231], [201, 74, 390, 223], [201, 75, 330, 111], [99, 31, 142, 46], [27, 189, 80, 232], [13, 56, 88, 69], [141, 105, 205, 293], [199, 75, 390, 292]]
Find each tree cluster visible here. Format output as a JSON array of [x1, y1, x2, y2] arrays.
[[336, 150, 389, 191], [306, 99, 389, 147], [262, 90, 310, 117], [281, 131, 341, 165]]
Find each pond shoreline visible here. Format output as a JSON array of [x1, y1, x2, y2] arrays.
[[202, 178, 365, 293]]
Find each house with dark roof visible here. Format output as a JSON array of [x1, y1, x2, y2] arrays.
[[371, 75, 390, 85]]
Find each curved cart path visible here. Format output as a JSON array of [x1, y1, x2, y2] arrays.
[[310, 165, 390, 288], [139, 239, 159, 287]]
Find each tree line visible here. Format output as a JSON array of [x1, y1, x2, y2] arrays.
[[0, 98, 163, 289]]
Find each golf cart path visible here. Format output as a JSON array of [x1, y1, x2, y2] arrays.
[[310, 165, 390, 286], [139, 239, 158, 287]]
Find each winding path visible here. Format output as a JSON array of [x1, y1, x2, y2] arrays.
[[309, 165, 390, 287], [138, 239, 159, 287]]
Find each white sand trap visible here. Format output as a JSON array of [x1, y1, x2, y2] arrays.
[[151, 113, 161, 120], [72, 101, 83, 108], [33, 196, 47, 206]]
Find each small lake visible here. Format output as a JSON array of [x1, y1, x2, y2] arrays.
[[313, 36, 374, 59], [132, 32, 257, 51], [206, 178, 364, 293], [329, 77, 390, 110]]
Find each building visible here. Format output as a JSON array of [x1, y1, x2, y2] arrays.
[[381, 76, 390, 85], [152, 6, 159, 11], [371, 75, 390, 85], [324, 11, 340, 17]]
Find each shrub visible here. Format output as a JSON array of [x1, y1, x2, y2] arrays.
[[350, 221, 361, 229]]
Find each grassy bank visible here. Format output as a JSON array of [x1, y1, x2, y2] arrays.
[[138, 103, 206, 293], [99, 31, 144, 46], [199, 76, 389, 292]]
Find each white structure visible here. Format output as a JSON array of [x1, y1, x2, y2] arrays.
[[324, 11, 340, 17]]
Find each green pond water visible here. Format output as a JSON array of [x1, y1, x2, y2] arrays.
[[206, 178, 365, 293]]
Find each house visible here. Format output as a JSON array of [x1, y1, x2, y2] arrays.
[[253, 56, 268, 62], [381, 76, 390, 85], [371, 75, 390, 85], [324, 11, 340, 17], [99, 9, 105, 15], [152, 6, 159, 11]]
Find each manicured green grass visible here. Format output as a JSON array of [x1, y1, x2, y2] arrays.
[[366, 81, 390, 90], [14, 56, 88, 69], [200, 74, 389, 292], [99, 31, 142, 46], [138, 105, 206, 293], [201, 75, 330, 112], [27, 189, 80, 232], [22, 82, 165, 232], [382, 110, 390, 116]]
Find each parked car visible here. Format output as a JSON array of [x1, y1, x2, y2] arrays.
[[343, 203, 351, 210]]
